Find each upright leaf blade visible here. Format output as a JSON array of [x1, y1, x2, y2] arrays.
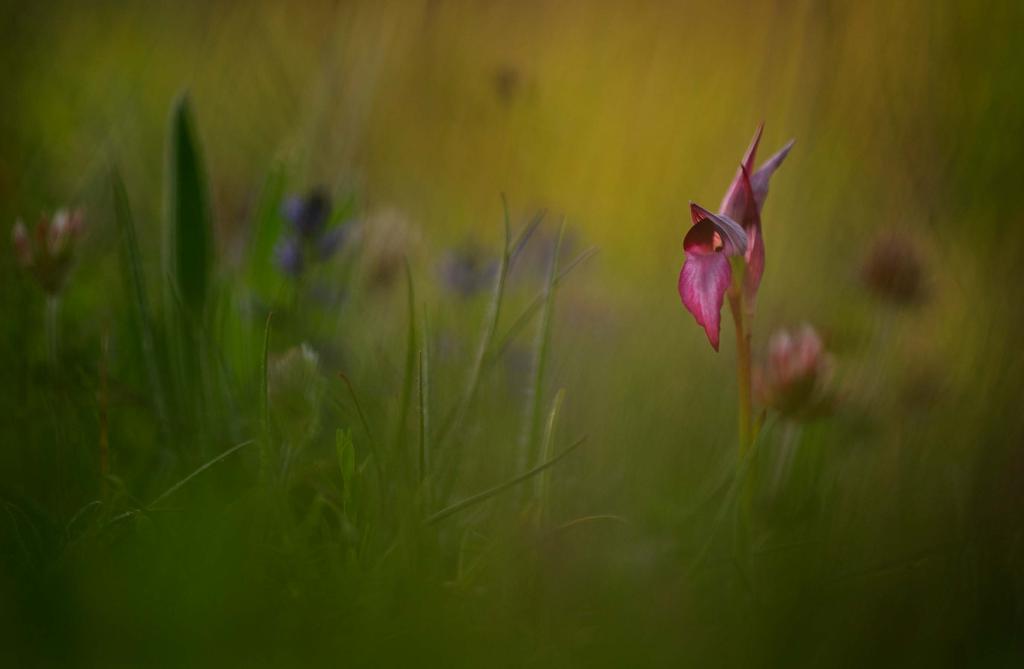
[[521, 218, 565, 472], [112, 168, 169, 437], [165, 93, 213, 314], [336, 428, 356, 509], [247, 163, 287, 298]]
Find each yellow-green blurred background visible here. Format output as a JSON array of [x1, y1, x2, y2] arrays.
[[6, 0, 1019, 492]]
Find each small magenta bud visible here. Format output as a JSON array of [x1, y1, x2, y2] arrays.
[[756, 324, 835, 419], [12, 220, 32, 268], [12, 208, 84, 295]]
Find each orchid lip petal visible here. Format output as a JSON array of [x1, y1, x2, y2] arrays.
[[678, 251, 732, 351], [688, 202, 747, 256]]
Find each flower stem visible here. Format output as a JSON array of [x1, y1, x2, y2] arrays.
[[729, 293, 757, 546], [45, 295, 60, 366], [728, 294, 753, 457]]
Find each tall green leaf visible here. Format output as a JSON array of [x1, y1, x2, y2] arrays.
[[165, 93, 213, 314], [112, 168, 169, 438], [247, 163, 287, 299]]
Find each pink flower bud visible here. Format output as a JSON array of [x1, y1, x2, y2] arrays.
[[12, 220, 32, 268], [756, 324, 834, 419], [47, 208, 83, 257], [12, 207, 84, 295]]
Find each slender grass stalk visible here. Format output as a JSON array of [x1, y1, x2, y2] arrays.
[[247, 163, 287, 298], [436, 199, 545, 445], [98, 334, 110, 499], [521, 218, 565, 472], [537, 388, 566, 524], [488, 246, 598, 366], [418, 309, 431, 488], [441, 198, 514, 443], [424, 436, 586, 525], [112, 168, 170, 437], [508, 208, 547, 266], [396, 260, 417, 470], [336, 372, 383, 488], [259, 312, 272, 485], [688, 417, 776, 575], [150, 439, 256, 508]]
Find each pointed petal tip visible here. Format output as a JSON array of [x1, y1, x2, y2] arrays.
[[742, 124, 764, 169], [689, 201, 713, 225]]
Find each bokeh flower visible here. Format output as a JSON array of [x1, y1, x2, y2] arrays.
[[860, 233, 926, 306], [438, 242, 497, 298], [11, 208, 84, 295], [275, 236, 304, 277], [275, 188, 348, 278], [755, 324, 835, 419], [678, 125, 794, 349], [359, 207, 419, 291], [268, 343, 325, 445], [283, 188, 331, 239]]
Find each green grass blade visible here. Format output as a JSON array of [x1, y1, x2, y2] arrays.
[[165, 93, 213, 314], [336, 428, 356, 510], [489, 246, 598, 366], [259, 312, 272, 484], [418, 308, 431, 487], [537, 388, 566, 522], [336, 372, 384, 490], [112, 167, 169, 437], [396, 259, 418, 467], [521, 218, 565, 471], [509, 208, 546, 266], [424, 435, 586, 525], [247, 163, 287, 298], [435, 197, 515, 446], [150, 439, 255, 508]]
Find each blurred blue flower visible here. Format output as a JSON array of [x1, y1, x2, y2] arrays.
[[275, 236, 304, 277], [275, 187, 351, 279], [283, 188, 331, 239], [438, 243, 497, 297], [317, 226, 348, 261]]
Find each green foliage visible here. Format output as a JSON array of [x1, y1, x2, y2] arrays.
[[164, 93, 213, 315], [336, 427, 356, 509], [247, 164, 287, 300], [4, 4, 1024, 664]]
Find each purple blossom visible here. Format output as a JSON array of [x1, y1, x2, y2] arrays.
[[316, 226, 348, 261], [275, 187, 351, 279], [438, 243, 497, 297], [283, 189, 331, 239], [275, 236, 304, 277]]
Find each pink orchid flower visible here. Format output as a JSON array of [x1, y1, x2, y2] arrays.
[[678, 125, 794, 349]]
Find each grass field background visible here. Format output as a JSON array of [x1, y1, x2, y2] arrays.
[[2, 1, 1023, 665]]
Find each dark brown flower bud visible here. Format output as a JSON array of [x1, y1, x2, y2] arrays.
[[860, 233, 926, 306]]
